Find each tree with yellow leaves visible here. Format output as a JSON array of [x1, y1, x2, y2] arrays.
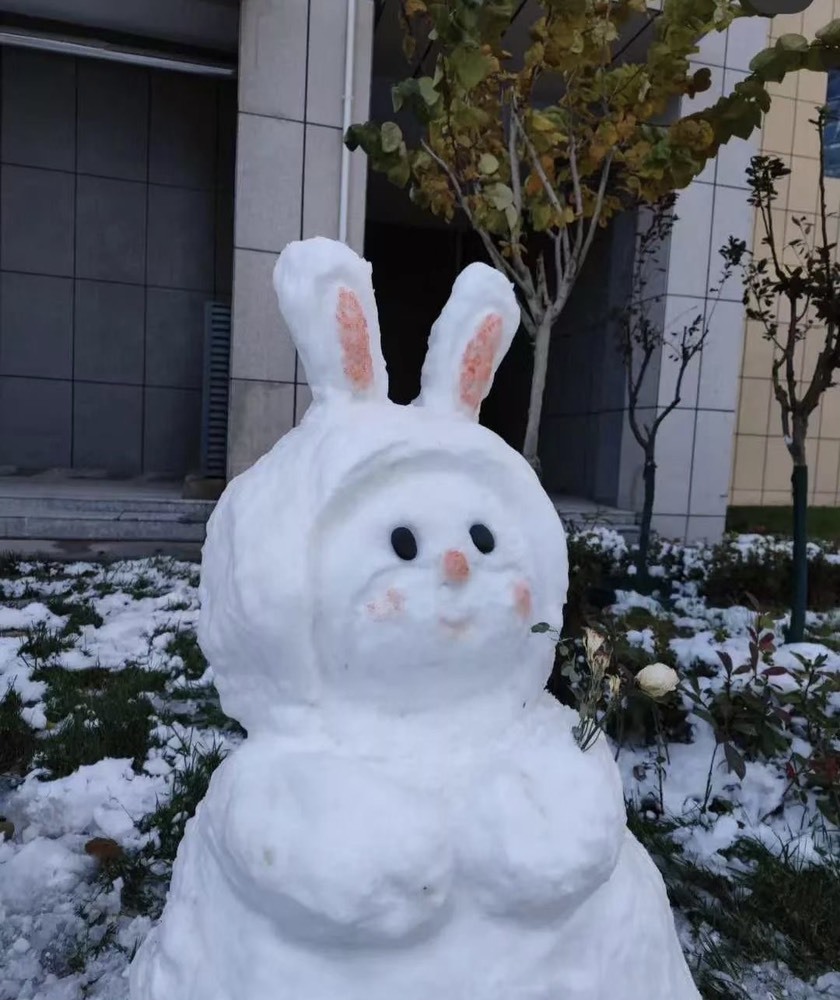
[[348, 1, 840, 469]]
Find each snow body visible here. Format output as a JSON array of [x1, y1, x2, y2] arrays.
[[129, 237, 700, 1000]]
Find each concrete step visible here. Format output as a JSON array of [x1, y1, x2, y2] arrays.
[[550, 495, 640, 544], [0, 495, 212, 521], [0, 495, 215, 545]]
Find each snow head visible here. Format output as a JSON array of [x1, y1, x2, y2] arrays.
[[198, 238, 569, 734]]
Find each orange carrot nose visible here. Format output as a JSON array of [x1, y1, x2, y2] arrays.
[[443, 549, 470, 585]]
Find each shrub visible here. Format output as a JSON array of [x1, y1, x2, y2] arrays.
[[561, 530, 629, 639], [702, 537, 840, 611]]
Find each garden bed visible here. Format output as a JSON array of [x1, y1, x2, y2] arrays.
[[0, 535, 837, 1000]]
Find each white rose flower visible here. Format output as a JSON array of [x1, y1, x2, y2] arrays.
[[636, 663, 679, 699]]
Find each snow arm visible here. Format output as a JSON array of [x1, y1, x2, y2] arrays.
[[458, 732, 626, 920], [205, 746, 453, 945]]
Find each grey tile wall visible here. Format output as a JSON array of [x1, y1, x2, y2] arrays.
[[540, 212, 640, 506], [146, 186, 216, 290], [76, 175, 147, 284], [77, 61, 149, 182], [144, 387, 202, 476], [0, 376, 72, 469], [145, 289, 208, 390], [1, 166, 76, 275], [73, 383, 143, 474], [0, 48, 236, 479], [0, 274, 74, 379], [74, 281, 146, 384], [228, 0, 374, 478], [1, 49, 76, 172]]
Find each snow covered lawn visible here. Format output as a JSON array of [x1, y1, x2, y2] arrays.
[[0, 537, 838, 1000]]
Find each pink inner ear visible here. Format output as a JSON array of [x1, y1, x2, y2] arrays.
[[337, 287, 374, 392], [459, 313, 503, 412]]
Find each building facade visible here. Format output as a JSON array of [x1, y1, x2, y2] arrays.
[[731, 0, 840, 508], [0, 0, 829, 544]]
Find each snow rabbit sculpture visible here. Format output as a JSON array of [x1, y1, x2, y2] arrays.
[[129, 237, 700, 1000]]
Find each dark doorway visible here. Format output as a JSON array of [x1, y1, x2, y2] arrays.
[[364, 220, 532, 451]]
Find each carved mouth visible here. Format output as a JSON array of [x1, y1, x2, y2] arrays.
[[439, 615, 472, 635]]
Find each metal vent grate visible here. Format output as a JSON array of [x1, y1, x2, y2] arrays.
[[201, 301, 231, 479]]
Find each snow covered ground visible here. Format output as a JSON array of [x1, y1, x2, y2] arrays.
[[0, 537, 837, 1000]]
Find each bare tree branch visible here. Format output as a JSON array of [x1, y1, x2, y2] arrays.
[[512, 102, 567, 223], [568, 134, 585, 225], [553, 231, 563, 297], [421, 139, 519, 286], [502, 105, 537, 294], [508, 105, 523, 225], [536, 252, 550, 310], [579, 153, 615, 280]]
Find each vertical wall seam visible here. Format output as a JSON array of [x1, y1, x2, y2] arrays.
[[0, 46, 4, 427], [70, 55, 79, 468], [294, 0, 314, 422], [140, 69, 152, 474]]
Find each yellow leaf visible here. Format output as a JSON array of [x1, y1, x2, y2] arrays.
[[524, 42, 545, 68], [589, 141, 608, 163], [525, 172, 542, 197], [530, 112, 556, 132], [530, 201, 553, 231], [598, 121, 619, 147]]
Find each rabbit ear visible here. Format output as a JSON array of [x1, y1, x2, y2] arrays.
[[415, 262, 520, 420], [273, 238, 388, 405]]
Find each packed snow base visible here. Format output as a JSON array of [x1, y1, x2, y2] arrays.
[[0, 536, 838, 999], [128, 238, 696, 1000]]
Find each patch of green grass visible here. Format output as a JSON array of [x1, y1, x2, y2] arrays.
[[92, 849, 169, 919], [33, 665, 170, 778], [140, 736, 228, 862], [161, 684, 245, 738], [164, 628, 207, 681], [18, 622, 73, 665], [89, 737, 229, 922], [0, 551, 23, 578], [726, 505, 840, 543], [0, 685, 37, 774], [66, 916, 119, 975], [629, 807, 840, 992], [162, 599, 192, 613], [45, 594, 105, 636]]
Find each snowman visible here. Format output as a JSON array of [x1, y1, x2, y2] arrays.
[[129, 238, 700, 1000]]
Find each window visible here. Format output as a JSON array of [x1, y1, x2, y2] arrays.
[[823, 69, 840, 178]]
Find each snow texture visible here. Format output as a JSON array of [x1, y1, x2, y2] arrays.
[[129, 238, 699, 1000]]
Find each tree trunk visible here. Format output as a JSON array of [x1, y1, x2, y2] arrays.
[[636, 452, 656, 579], [787, 418, 808, 643], [523, 314, 552, 471], [788, 461, 809, 644]]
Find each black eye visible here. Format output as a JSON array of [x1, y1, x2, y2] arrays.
[[470, 523, 495, 554], [391, 526, 418, 561]]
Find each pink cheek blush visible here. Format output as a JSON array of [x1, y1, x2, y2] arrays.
[[365, 588, 405, 622], [513, 581, 533, 622]]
